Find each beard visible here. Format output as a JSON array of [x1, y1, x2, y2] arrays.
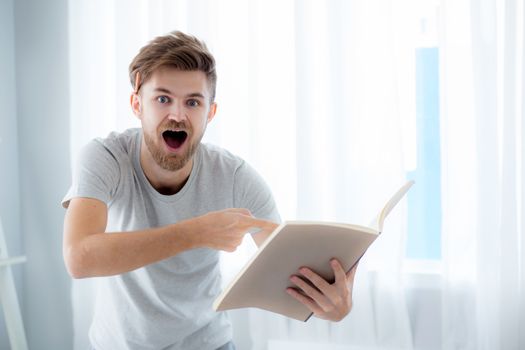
[[143, 120, 204, 171]]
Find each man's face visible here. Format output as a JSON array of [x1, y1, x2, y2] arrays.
[[132, 66, 216, 171]]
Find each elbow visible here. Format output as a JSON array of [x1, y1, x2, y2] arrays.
[[68, 268, 89, 280], [63, 244, 91, 279]]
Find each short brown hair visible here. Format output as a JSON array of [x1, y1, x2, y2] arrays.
[[129, 31, 217, 101]]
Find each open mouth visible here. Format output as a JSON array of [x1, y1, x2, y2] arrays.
[[162, 130, 188, 150]]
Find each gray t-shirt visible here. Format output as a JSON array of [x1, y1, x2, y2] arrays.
[[62, 128, 280, 350]]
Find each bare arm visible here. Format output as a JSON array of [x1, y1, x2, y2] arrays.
[[63, 197, 278, 278]]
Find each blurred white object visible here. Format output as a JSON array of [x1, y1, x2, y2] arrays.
[[0, 216, 28, 350]]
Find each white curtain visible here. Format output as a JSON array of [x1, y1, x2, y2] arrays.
[[67, 0, 525, 349], [440, 0, 525, 349]]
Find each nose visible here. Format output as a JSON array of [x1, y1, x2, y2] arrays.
[[167, 101, 187, 122]]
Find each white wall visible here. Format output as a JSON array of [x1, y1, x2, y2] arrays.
[[11, 0, 73, 348], [0, 0, 23, 348]]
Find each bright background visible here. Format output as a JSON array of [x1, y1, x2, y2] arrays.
[[1, 0, 524, 349]]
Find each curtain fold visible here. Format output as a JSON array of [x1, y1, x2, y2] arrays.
[[440, 0, 525, 349]]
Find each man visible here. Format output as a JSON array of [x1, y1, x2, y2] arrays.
[[62, 31, 357, 350]]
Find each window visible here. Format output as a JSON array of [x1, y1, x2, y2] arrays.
[[406, 1, 442, 260]]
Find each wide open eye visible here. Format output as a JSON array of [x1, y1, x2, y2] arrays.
[[157, 96, 170, 104], [186, 99, 200, 107]]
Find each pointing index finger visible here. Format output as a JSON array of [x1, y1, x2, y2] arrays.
[[240, 215, 278, 231]]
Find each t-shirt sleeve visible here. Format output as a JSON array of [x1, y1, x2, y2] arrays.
[[232, 161, 281, 224], [62, 139, 121, 209]]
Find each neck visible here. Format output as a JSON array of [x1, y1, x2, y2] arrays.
[[139, 138, 194, 195]]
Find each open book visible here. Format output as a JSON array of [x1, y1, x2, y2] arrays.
[[213, 181, 414, 321]]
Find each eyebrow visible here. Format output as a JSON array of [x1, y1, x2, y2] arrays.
[[153, 87, 206, 99]]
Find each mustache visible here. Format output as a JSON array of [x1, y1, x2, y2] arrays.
[[160, 120, 189, 132]]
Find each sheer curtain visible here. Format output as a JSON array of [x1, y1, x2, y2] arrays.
[[68, 0, 419, 349], [440, 0, 525, 349]]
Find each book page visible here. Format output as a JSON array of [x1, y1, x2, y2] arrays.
[[371, 180, 414, 232], [214, 222, 378, 321]]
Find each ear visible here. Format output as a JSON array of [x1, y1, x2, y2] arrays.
[[130, 93, 142, 118], [207, 102, 217, 123]]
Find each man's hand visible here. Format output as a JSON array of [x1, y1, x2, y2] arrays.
[[286, 259, 358, 322], [188, 208, 278, 252]]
